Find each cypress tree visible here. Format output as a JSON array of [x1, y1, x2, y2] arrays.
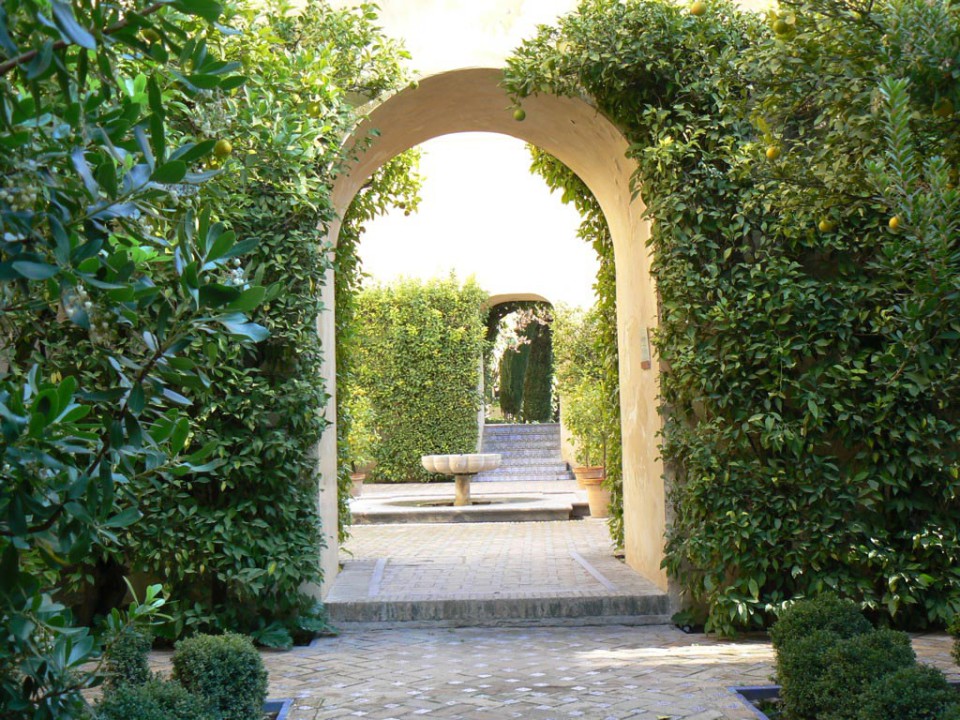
[[521, 322, 554, 422]]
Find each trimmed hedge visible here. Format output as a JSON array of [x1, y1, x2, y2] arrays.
[[770, 596, 958, 720], [858, 665, 959, 720], [104, 631, 153, 690], [769, 594, 873, 656], [355, 277, 488, 482], [521, 322, 554, 423], [171, 633, 267, 720], [96, 679, 215, 720]]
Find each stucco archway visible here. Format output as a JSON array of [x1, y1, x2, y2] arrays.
[[318, 67, 666, 595]]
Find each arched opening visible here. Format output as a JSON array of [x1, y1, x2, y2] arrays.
[[320, 67, 665, 593], [484, 295, 555, 426]]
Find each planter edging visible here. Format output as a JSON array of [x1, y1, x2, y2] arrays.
[[731, 681, 960, 720], [729, 686, 781, 720], [264, 698, 293, 720]]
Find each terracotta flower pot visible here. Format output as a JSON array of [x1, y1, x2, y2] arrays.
[[349, 472, 366, 498], [573, 465, 604, 489], [579, 471, 610, 518]]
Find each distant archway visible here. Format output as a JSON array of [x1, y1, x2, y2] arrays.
[[318, 68, 666, 595]]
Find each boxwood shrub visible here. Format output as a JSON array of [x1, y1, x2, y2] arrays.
[[858, 665, 959, 720], [171, 633, 267, 720], [104, 631, 153, 690], [769, 594, 873, 655], [96, 679, 215, 720]]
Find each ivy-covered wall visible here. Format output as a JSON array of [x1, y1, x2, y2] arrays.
[[354, 277, 488, 482], [108, 0, 413, 646], [336, 150, 422, 538], [506, 0, 960, 634], [528, 148, 623, 546]]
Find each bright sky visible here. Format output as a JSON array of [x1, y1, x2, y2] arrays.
[[357, 132, 601, 309]]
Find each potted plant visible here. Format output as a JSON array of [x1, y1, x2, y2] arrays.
[[553, 306, 612, 517], [345, 390, 378, 497]]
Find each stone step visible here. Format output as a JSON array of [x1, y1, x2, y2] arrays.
[[475, 464, 571, 474], [483, 423, 561, 434], [326, 593, 673, 628], [483, 457, 570, 468], [325, 532, 672, 628]]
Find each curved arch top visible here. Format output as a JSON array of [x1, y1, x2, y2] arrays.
[[484, 292, 553, 311], [332, 68, 636, 236]]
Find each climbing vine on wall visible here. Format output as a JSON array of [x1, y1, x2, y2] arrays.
[[506, 0, 960, 634], [528, 148, 623, 547], [336, 149, 422, 540]]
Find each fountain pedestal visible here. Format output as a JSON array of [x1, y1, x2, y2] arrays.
[[421, 453, 502, 506]]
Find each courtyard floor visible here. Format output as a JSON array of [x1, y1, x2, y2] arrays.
[[147, 625, 956, 720]]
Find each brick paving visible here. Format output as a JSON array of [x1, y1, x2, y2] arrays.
[[145, 481, 960, 718], [331, 519, 661, 602], [146, 627, 956, 720]]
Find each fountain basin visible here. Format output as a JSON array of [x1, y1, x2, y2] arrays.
[[421, 453, 502, 506], [350, 492, 586, 524], [421, 453, 501, 475]]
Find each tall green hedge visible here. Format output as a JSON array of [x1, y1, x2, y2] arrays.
[[355, 277, 487, 482], [521, 320, 554, 422], [505, 0, 960, 633], [498, 344, 526, 418]]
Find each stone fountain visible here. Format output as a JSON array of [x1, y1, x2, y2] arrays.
[[420, 453, 501, 506]]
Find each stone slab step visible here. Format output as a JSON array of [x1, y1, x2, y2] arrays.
[[326, 594, 673, 628], [483, 458, 570, 468], [483, 423, 561, 434], [476, 467, 574, 478]]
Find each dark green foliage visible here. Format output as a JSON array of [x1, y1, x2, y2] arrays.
[[171, 633, 267, 720], [521, 323, 554, 423], [354, 277, 488, 482], [336, 151, 422, 541], [96, 679, 215, 720], [505, 0, 960, 633], [783, 629, 916, 720], [104, 631, 153, 689], [769, 595, 873, 656], [0, 0, 266, 709], [527, 149, 622, 544], [109, 1, 413, 644], [857, 665, 958, 720], [500, 343, 530, 419], [498, 347, 521, 418], [949, 615, 960, 667]]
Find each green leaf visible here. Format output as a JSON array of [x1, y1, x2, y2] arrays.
[[13, 261, 58, 280], [171, 0, 223, 22], [151, 161, 186, 184], [128, 384, 146, 415], [226, 286, 265, 312], [50, 1, 96, 49], [25, 40, 53, 79], [219, 314, 269, 342], [169, 139, 217, 164], [205, 229, 237, 263], [103, 507, 142, 528]]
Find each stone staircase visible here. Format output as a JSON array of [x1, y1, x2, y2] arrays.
[[473, 422, 575, 483]]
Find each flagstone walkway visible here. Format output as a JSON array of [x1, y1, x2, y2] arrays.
[[147, 627, 956, 720]]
